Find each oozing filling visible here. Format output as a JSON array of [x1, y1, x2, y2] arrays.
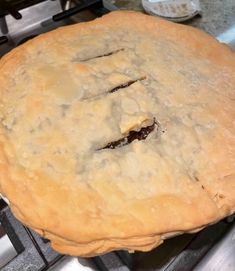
[[100, 119, 157, 150]]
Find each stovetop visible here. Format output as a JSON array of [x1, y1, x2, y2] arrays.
[[0, 1, 235, 270], [0, 0, 107, 56]]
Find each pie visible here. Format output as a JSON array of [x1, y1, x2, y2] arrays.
[[0, 11, 234, 257]]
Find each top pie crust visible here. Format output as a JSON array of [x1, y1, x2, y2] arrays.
[[0, 11, 234, 256]]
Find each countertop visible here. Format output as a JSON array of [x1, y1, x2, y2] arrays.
[[103, 0, 235, 49]]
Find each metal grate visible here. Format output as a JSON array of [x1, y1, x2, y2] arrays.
[[0, 0, 108, 56], [0, 0, 46, 18]]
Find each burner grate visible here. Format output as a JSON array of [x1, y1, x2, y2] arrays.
[[0, 0, 109, 56], [0, 0, 46, 18], [0, 207, 46, 271]]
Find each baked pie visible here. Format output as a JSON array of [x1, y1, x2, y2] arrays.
[[0, 11, 234, 256]]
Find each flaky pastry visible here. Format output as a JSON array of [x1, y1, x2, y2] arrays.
[[0, 11, 234, 256]]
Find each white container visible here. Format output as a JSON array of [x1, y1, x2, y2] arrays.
[[142, 0, 201, 22]]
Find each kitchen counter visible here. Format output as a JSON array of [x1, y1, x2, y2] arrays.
[[104, 0, 235, 49]]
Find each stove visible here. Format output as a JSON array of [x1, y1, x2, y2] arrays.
[[0, 0, 107, 56], [0, 1, 235, 270]]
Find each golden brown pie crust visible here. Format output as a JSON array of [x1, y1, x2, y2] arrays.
[[0, 11, 234, 257]]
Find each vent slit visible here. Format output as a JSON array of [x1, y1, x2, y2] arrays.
[[108, 76, 147, 94], [83, 76, 147, 101], [81, 48, 125, 61], [98, 119, 158, 150]]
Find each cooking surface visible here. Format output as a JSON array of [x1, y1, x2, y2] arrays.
[[0, 0, 235, 270], [0, 221, 17, 269], [194, 222, 235, 271]]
